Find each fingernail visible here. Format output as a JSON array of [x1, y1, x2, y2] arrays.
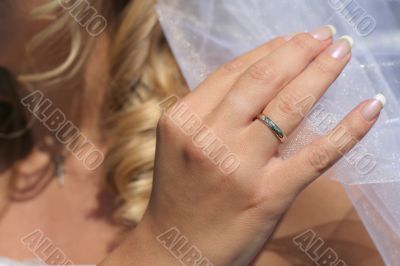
[[327, 35, 354, 59], [311, 25, 336, 41], [361, 94, 386, 121]]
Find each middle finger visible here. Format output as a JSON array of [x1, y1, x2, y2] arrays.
[[250, 36, 353, 153], [214, 25, 336, 127]]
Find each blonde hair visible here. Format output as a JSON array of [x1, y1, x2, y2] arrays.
[[19, 0, 187, 224]]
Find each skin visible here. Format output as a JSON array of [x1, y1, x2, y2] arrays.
[[0, 1, 383, 265], [102, 33, 382, 265]]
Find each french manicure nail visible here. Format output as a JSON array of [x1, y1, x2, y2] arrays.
[[361, 94, 386, 121], [311, 25, 336, 41], [328, 35, 354, 59]]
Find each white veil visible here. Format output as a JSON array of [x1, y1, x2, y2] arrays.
[[156, 0, 400, 264]]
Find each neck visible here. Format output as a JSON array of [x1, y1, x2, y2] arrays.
[[1, 34, 111, 181]]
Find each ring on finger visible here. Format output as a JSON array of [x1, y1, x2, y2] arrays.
[[257, 114, 287, 143]]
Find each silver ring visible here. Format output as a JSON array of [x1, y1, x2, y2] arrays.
[[257, 114, 287, 143]]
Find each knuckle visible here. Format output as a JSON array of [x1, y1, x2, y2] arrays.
[[274, 90, 305, 118], [347, 118, 367, 139], [248, 62, 278, 83], [182, 141, 208, 164], [306, 144, 334, 174], [222, 57, 247, 74], [157, 113, 178, 136], [257, 40, 278, 54], [310, 56, 339, 78], [291, 33, 319, 54]]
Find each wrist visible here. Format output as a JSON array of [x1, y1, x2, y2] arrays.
[[99, 215, 179, 266]]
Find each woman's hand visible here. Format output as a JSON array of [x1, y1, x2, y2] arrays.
[[102, 26, 384, 266]]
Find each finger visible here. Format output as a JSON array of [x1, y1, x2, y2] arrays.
[[269, 95, 386, 196], [216, 25, 336, 126], [185, 37, 287, 115], [251, 36, 353, 149]]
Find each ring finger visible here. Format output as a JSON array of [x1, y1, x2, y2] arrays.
[[249, 35, 354, 156]]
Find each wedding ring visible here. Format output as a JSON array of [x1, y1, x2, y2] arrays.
[[257, 114, 287, 143]]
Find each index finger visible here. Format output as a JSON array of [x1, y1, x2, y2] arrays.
[[215, 26, 335, 126], [185, 37, 286, 115]]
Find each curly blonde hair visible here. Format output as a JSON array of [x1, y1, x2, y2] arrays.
[[18, 0, 187, 224]]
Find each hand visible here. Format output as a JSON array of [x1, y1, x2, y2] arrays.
[[105, 26, 384, 266]]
